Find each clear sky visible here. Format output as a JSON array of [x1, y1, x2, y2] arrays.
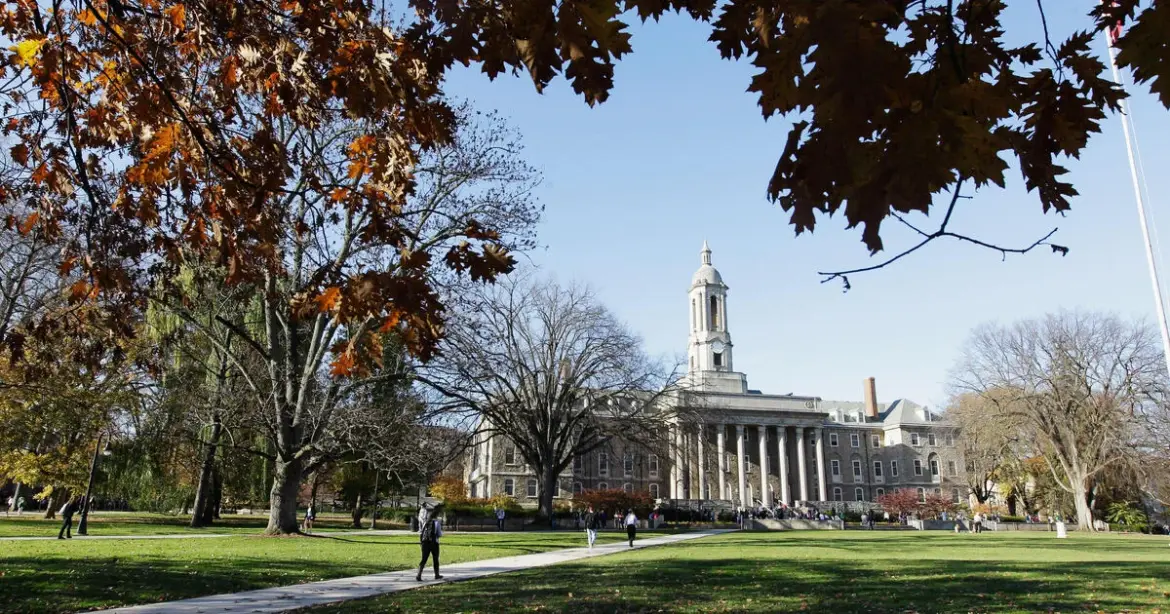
[[441, 1, 1170, 409]]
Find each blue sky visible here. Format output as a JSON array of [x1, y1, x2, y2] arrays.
[[442, 1, 1170, 409]]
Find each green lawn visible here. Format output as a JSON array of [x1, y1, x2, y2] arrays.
[[0, 511, 395, 537], [303, 531, 1170, 614], [0, 530, 629, 614]]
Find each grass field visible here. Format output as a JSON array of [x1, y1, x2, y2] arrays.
[[302, 531, 1170, 614], [0, 529, 629, 614], [0, 511, 399, 537]]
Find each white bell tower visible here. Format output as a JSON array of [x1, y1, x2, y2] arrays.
[[687, 242, 748, 393]]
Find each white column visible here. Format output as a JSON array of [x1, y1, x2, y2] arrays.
[[673, 425, 683, 499], [697, 424, 707, 500], [486, 434, 494, 497], [736, 424, 748, 508], [777, 425, 790, 505], [716, 424, 727, 500], [796, 426, 809, 502], [758, 425, 769, 507], [815, 427, 828, 501]]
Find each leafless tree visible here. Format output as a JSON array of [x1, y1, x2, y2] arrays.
[[951, 311, 1167, 530], [946, 390, 1023, 505], [417, 272, 686, 522]]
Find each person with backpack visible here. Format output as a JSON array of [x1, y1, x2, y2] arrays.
[[416, 503, 444, 582], [583, 505, 599, 551], [57, 496, 81, 539]]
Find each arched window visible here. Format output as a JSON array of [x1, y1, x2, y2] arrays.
[[598, 453, 609, 477], [709, 295, 720, 330], [916, 487, 926, 503], [526, 479, 538, 498], [833, 487, 843, 501], [623, 454, 633, 477], [504, 478, 515, 496], [623, 483, 632, 493], [648, 454, 659, 478], [855, 488, 864, 501], [649, 483, 660, 498], [691, 299, 697, 331], [598, 482, 608, 490], [875, 487, 885, 498]]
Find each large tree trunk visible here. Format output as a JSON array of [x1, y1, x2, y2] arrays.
[[8, 482, 21, 513], [539, 464, 556, 528], [210, 468, 222, 520], [265, 456, 303, 535], [1007, 496, 1017, 517], [352, 492, 364, 528], [1073, 478, 1095, 531], [190, 418, 223, 528]]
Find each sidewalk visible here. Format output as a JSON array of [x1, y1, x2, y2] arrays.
[[98, 529, 733, 613], [0, 528, 415, 541]]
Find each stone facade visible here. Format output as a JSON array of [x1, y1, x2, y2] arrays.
[[464, 244, 965, 509]]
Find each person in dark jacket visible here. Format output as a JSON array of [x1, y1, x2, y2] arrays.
[[57, 496, 81, 539], [583, 505, 599, 551], [416, 503, 444, 581]]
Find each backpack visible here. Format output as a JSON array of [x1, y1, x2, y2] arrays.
[[419, 518, 436, 542]]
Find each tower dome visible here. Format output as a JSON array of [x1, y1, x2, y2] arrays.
[[691, 240, 724, 287]]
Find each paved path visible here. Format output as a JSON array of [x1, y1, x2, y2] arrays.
[[98, 529, 733, 613], [0, 529, 414, 542]]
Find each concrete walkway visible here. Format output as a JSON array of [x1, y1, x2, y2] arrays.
[[98, 529, 733, 613], [0, 529, 414, 542]]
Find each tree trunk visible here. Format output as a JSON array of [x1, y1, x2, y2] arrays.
[[539, 464, 556, 528], [8, 482, 20, 513], [1073, 478, 1095, 531], [1007, 496, 1017, 517], [352, 492, 364, 528], [190, 418, 223, 528], [43, 490, 60, 519], [264, 456, 304, 535], [369, 472, 380, 530], [210, 467, 222, 519]]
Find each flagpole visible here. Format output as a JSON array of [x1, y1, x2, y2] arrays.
[[1103, 29, 1170, 380]]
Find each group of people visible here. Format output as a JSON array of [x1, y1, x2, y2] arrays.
[[5, 495, 26, 515]]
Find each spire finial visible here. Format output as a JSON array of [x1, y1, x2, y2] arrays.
[[700, 240, 712, 265]]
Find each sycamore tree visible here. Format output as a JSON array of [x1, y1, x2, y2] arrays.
[[947, 389, 1023, 504], [951, 311, 1167, 530], [418, 273, 684, 523]]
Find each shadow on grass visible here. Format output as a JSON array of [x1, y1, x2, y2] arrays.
[[306, 556, 1170, 614]]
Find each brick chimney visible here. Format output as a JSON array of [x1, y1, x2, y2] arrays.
[[864, 377, 879, 419]]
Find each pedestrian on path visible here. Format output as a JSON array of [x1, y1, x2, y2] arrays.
[[624, 508, 638, 548], [583, 505, 599, 551], [57, 496, 81, 539], [416, 503, 444, 582], [302, 504, 316, 534], [495, 507, 505, 531]]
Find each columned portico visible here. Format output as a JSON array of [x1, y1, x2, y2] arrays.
[[815, 426, 828, 501], [697, 424, 707, 499], [717, 423, 727, 500], [796, 426, 809, 501], [758, 424, 769, 507], [672, 425, 683, 499], [776, 425, 789, 504], [735, 424, 747, 508]]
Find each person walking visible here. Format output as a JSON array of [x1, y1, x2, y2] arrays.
[[416, 503, 444, 582], [624, 508, 638, 548], [57, 496, 81, 539], [495, 507, 506, 531], [302, 503, 316, 534], [584, 505, 599, 551]]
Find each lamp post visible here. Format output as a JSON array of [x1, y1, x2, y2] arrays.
[[77, 433, 109, 536]]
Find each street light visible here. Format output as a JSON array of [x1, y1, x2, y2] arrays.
[[77, 434, 110, 536]]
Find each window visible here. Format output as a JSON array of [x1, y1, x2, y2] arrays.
[[833, 487, 843, 501], [871, 434, 880, 448], [709, 295, 720, 329], [876, 488, 885, 497], [574, 455, 583, 475], [829, 433, 839, 447], [873, 461, 883, 477], [946, 433, 954, 447], [891, 460, 899, 477], [691, 299, 697, 331], [934, 487, 942, 495], [852, 460, 862, 477], [649, 483, 660, 498], [504, 478, 515, 496], [850, 433, 860, 448], [930, 459, 940, 477], [911, 433, 921, 446], [505, 446, 517, 465], [573, 482, 583, 494], [649, 454, 659, 478], [855, 488, 864, 501], [599, 453, 609, 477], [914, 460, 923, 476], [526, 479, 538, 498], [952, 488, 961, 503], [598, 482, 608, 490], [623, 483, 632, 493], [947, 460, 957, 476], [713, 351, 723, 368], [623, 454, 634, 477], [917, 487, 926, 502], [830, 459, 841, 476], [928, 433, 937, 446]]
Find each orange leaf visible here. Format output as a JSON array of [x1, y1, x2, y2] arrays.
[[165, 5, 186, 29], [330, 188, 349, 202], [18, 212, 38, 235], [330, 352, 356, 377], [314, 286, 342, 312], [10, 143, 28, 166]]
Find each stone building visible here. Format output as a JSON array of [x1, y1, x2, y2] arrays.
[[464, 243, 965, 509]]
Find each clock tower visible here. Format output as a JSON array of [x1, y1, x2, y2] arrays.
[[687, 242, 748, 393]]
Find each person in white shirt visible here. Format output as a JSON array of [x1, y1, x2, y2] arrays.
[[624, 509, 638, 548], [416, 503, 444, 581], [495, 507, 506, 531]]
